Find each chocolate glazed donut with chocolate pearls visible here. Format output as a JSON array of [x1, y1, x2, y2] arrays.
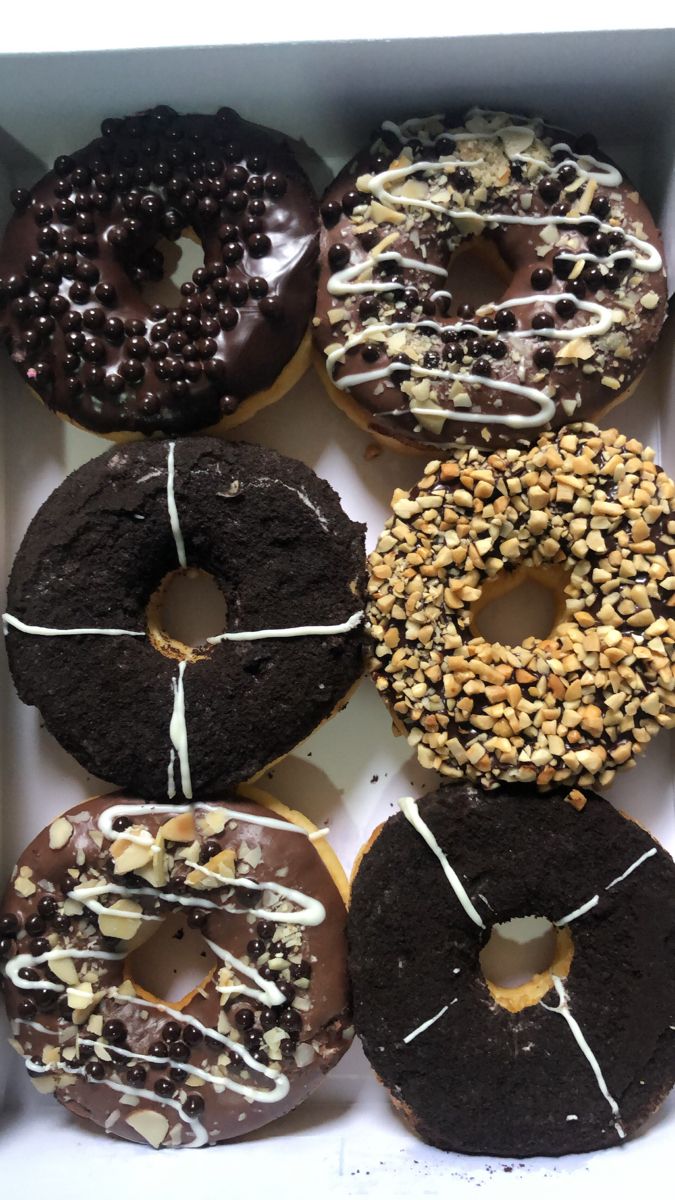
[[0, 106, 318, 439]]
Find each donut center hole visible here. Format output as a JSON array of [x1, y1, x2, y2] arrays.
[[147, 567, 228, 660], [140, 230, 206, 309], [126, 911, 218, 1009], [479, 916, 573, 1013], [446, 238, 512, 314], [471, 565, 570, 647]]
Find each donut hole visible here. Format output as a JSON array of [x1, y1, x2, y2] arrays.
[[147, 567, 228, 661], [479, 916, 573, 1013], [471, 564, 570, 647], [125, 910, 218, 1010], [445, 237, 512, 314], [136, 229, 205, 309]]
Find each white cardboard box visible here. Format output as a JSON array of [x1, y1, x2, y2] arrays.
[[0, 24, 674, 1197]]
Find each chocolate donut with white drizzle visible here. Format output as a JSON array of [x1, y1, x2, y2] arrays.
[[348, 781, 675, 1156], [4, 437, 365, 799], [0, 787, 352, 1148], [314, 107, 667, 452]]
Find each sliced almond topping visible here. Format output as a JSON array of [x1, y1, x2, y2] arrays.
[[125, 1109, 169, 1149], [49, 817, 74, 851], [49, 956, 79, 986], [186, 848, 236, 891], [111, 831, 154, 875], [97, 898, 143, 941], [161, 812, 197, 843]]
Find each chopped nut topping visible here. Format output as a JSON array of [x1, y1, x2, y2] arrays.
[[367, 424, 675, 789]]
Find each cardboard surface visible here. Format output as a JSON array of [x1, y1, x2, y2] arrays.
[[0, 28, 674, 1193]]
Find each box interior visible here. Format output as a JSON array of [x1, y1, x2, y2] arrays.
[[1, 30, 674, 1196]]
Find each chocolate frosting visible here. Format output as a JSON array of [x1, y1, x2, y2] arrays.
[[348, 782, 675, 1156], [1, 790, 352, 1147], [0, 106, 318, 436], [5, 437, 366, 798], [314, 108, 667, 451]]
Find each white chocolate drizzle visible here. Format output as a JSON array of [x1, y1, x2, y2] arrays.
[[555, 844, 658, 926], [3, 613, 144, 638], [606, 847, 657, 890], [325, 109, 662, 435], [402, 1001, 452, 1044], [106, 991, 290, 1103], [207, 610, 363, 645], [398, 797, 485, 928], [168, 660, 192, 800], [166, 440, 187, 568], [5, 946, 126, 993], [540, 976, 625, 1139]]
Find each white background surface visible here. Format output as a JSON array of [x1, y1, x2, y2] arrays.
[[0, 4, 672, 52], [0, 24, 674, 1198]]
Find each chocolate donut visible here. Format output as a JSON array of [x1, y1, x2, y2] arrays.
[[367, 424, 675, 790], [4, 437, 365, 798], [0, 106, 317, 439], [1, 786, 352, 1148], [314, 107, 667, 452], [348, 781, 675, 1156]]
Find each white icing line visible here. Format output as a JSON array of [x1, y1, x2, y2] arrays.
[[402, 1002, 452, 1044], [168, 660, 192, 800], [77, 1035, 288, 1105], [541, 976, 625, 1139], [556, 895, 600, 926], [556, 845, 658, 926], [108, 990, 289, 1102], [206, 938, 286, 1007], [3, 613, 144, 638], [97, 801, 321, 841], [398, 796, 484, 928], [207, 610, 363, 645], [5, 947, 125, 992], [328, 250, 447, 298], [248, 478, 331, 534], [606, 848, 657, 890], [166, 441, 187, 568]]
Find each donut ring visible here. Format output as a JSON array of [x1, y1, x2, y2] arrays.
[[367, 424, 675, 790], [0, 786, 352, 1148], [348, 781, 675, 1156], [4, 437, 365, 799], [314, 107, 667, 453], [0, 106, 317, 440]]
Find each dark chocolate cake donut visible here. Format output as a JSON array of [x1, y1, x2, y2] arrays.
[[4, 437, 365, 798], [314, 107, 667, 452], [348, 782, 675, 1156], [1, 786, 353, 1148], [0, 106, 318, 439]]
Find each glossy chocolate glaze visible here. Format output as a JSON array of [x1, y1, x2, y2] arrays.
[[349, 782, 675, 1156], [0, 106, 318, 436], [315, 109, 667, 451], [1, 790, 352, 1147], [5, 437, 366, 799]]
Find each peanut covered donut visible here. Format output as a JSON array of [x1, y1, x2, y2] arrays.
[[0, 106, 317, 439], [367, 424, 675, 789], [0, 787, 352, 1148], [315, 107, 667, 452], [348, 782, 675, 1156], [4, 437, 365, 799]]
